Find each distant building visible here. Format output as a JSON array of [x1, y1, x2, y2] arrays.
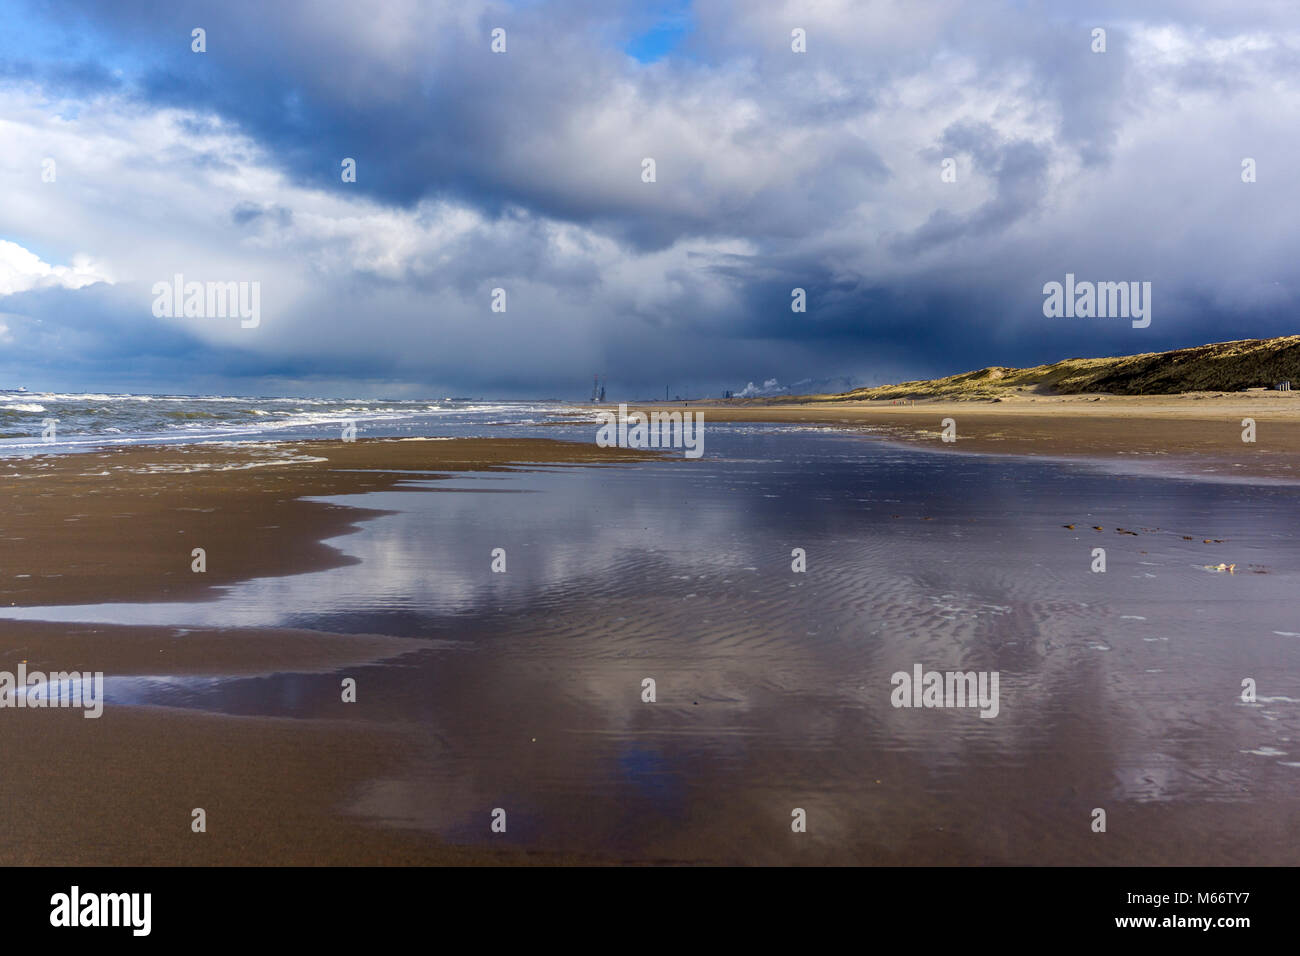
[[1278, 381, 1292, 391]]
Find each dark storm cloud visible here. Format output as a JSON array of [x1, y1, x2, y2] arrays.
[[34, 0, 898, 248]]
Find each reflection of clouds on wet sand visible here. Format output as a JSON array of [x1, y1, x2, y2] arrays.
[[4, 431, 1299, 862]]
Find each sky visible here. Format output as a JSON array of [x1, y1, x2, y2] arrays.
[[0, 0, 1296, 399]]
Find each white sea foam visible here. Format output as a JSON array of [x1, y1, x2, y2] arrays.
[[124, 455, 329, 474]]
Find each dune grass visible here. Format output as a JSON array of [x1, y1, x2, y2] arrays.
[[752, 335, 1300, 403]]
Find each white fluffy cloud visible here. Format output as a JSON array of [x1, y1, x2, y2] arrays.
[[0, 239, 112, 296]]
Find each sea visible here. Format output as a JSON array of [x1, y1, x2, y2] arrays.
[[0, 392, 577, 452]]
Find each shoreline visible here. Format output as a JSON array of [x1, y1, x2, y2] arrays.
[[595, 392, 1300, 483]]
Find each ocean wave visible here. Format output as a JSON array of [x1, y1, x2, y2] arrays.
[[0, 393, 574, 455]]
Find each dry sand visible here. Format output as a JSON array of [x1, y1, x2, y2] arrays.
[[609, 391, 1300, 481]]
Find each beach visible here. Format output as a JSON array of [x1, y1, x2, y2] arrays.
[[7, 0, 1299, 923], [1, 412, 1298, 865], [618, 391, 1300, 482]]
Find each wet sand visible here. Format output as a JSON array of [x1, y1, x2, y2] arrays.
[[612, 392, 1300, 482], [2, 425, 1297, 865], [0, 438, 653, 865], [0, 437, 656, 607]]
